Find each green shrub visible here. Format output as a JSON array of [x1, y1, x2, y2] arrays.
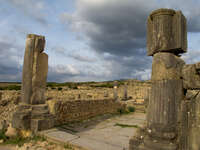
[[72, 86, 78, 89], [117, 108, 129, 115], [128, 106, 135, 112], [64, 144, 74, 149], [0, 85, 21, 91], [58, 87, 62, 91], [1, 133, 46, 146], [0, 129, 8, 141], [114, 123, 138, 128], [90, 83, 113, 88]]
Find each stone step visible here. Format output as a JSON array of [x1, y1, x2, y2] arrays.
[[31, 113, 53, 119], [32, 104, 48, 111]]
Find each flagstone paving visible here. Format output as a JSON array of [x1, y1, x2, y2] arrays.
[[40, 112, 146, 150]]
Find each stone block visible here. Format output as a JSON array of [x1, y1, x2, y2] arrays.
[[21, 37, 35, 104], [182, 63, 200, 89], [144, 136, 177, 150], [12, 110, 31, 130], [147, 8, 187, 56], [5, 124, 18, 138], [151, 52, 185, 80], [27, 34, 45, 53], [31, 118, 54, 133], [31, 53, 48, 104]]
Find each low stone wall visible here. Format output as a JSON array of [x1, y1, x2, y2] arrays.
[[47, 99, 125, 124], [179, 90, 200, 149], [122, 100, 146, 113]]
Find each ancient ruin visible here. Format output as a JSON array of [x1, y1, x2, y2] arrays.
[[1, 7, 199, 150], [129, 8, 200, 150], [12, 34, 54, 133]]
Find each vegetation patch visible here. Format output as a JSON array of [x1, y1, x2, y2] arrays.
[[0, 85, 21, 90], [117, 106, 135, 115], [0, 129, 7, 141], [0, 130, 46, 147], [127, 106, 135, 112], [64, 144, 74, 150], [58, 87, 63, 91], [117, 108, 130, 115], [114, 123, 138, 128], [90, 83, 113, 88]]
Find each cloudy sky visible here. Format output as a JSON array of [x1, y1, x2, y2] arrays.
[[0, 0, 200, 82]]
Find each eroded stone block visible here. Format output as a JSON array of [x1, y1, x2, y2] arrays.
[[182, 63, 200, 89], [12, 110, 31, 130], [151, 52, 185, 80], [147, 8, 187, 56], [31, 53, 48, 104], [31, 118, 54, 133]]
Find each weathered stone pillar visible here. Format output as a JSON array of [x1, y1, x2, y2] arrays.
[[145, 8, 187, 150], [22, 34, 48, 104], [113, 81, 118, 101], [122, 84, 128, 100], [12, 34, 54, 134], [129, 8, 187, 150]]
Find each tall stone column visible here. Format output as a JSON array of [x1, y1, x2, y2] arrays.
[[145, 8, 187, 150], [22, 34, 48, 104], [113, 81, 118, 101], [12, 34, 54, 134], [129, 8, 187, 150]]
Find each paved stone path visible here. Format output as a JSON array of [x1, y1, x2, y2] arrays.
[[40, 113, 146, 150]]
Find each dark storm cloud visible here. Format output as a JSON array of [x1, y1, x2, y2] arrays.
[[60, 0, 200, 80], [63, 0, 155, 57], [60, 0, 157, 80], [187, 16, 200, 33], [0, 40, 23, 81], [64, 0, 200, 57]]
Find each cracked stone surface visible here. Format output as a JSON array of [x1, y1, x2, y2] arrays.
[[40, 112, 146, 150]]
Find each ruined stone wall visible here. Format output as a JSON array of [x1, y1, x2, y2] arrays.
[[0, 80, 151, 102], [0, 91, 19, 124], [46, 88, 112, 100], [1, 91, 20, 101], [0, 91, 124, 126], [179, 90, 200, 150], [47, 99, 125, 124], [118, 80, 151, 102]]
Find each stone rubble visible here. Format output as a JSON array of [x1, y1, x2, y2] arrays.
[[16, 141, 82, 150]]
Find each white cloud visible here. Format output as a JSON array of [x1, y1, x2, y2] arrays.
[[52, 64, 80, 75]]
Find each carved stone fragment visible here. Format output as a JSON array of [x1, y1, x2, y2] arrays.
[[151, 52, 185, 80], [182, 63, 200, 89], [147, 8, 187, 56]]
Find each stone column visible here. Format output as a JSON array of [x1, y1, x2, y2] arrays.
[[113, 81, 118, 101], [122, 84, 128, 101], [22, 34, 48, 104], [12, 34, 54, 134], [145, 8, 187, 150], [129, 8, 187, 150]]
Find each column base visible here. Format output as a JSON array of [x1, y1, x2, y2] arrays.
[[12, 104, 54, 133], [130, 135, 178, 150]]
